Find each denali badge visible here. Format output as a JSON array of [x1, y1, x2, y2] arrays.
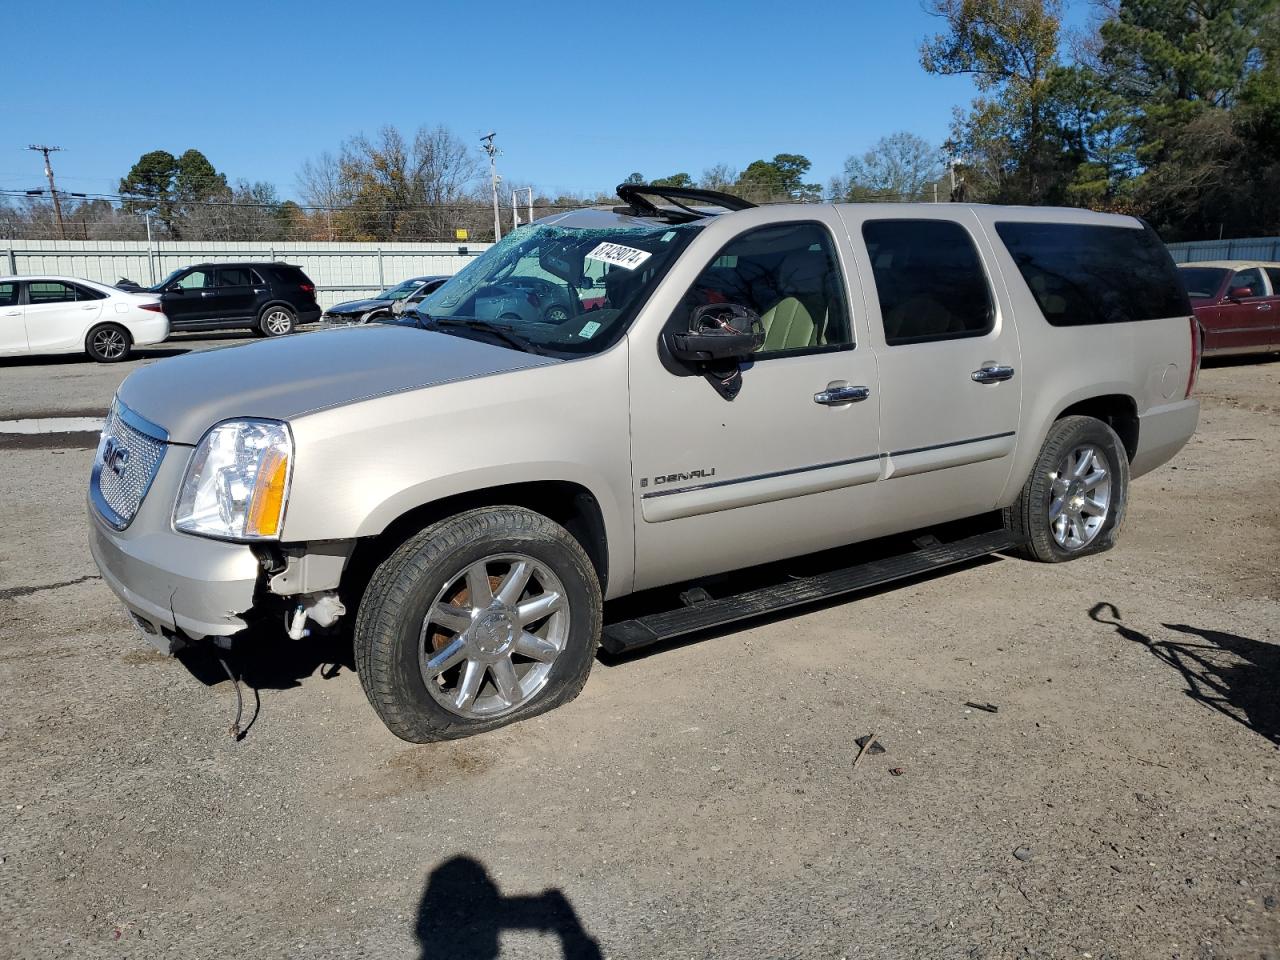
[[101, 437, 130, 477], [640, 468, 716, 488]]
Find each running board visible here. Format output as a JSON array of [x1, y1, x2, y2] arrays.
[[601, 529, 1017, 655]]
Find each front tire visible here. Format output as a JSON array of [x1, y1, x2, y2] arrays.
[[258, 306, 296, 337], [354, 507, 602, 742], [1004, 415, 1129, 563], [85, 324, 132, 362]]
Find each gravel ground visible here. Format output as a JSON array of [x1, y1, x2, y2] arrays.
[[1, 346, 1277, 960]]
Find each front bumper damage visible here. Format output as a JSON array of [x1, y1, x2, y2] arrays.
[[89, 513, 261, 645], [88, 435, 353, 650]]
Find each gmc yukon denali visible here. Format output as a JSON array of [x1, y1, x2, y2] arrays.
[[87, 184, 1200, 742]]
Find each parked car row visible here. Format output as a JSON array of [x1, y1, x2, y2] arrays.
[[1, 263, 455, 362]]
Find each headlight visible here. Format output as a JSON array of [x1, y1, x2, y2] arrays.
[[174, 420, 293, 540]]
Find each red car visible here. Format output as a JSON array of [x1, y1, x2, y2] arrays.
[[1178, 260, 1280, 357]]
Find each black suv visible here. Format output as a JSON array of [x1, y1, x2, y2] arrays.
[[152, 262, 321, 336]]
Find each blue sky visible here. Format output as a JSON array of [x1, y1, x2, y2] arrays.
[[3, 0, 1093, 203]]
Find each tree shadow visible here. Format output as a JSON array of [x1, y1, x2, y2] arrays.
[[415, 856, 602, 959], [1090, 602, 1280, 745]]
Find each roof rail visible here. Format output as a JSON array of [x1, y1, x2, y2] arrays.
[[615, 183, 756, 223]]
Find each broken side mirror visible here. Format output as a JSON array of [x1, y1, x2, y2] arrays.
[[665, 303, 764, 363], [664, 304, 765, 400]]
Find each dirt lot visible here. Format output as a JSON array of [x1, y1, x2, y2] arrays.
[[1, 343, 1277, 960]]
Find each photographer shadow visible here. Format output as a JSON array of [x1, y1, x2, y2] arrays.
[[415, 856, 602, 960]]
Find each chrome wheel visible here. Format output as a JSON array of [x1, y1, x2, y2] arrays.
[[92, 328, 128, 359], [419, 554, 569, 719], [543, 305, 570, 323], [1048, 444, 1112, 550], [263, 309, 293, 336]]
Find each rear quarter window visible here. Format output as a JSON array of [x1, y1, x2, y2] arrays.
[[269, 266, 312, 285], [994, 221, 1190, 325]]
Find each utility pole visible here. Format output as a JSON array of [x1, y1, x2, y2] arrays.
[[481, 132, 501, 242], [28, 144, 66, 239]]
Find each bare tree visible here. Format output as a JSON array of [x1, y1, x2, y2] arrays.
[[842, 131, 946, 201], [307, 125, 482, 241], [699, 163, 739, 193], [297, 151, 345, 240]]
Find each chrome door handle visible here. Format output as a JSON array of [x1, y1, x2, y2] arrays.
[[814, 383, 870, 405], [201, 291, 216, 298], [972, 364, 1016, 384], [1258, 303, 1273, 311]]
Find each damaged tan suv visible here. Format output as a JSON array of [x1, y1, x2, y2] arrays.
[[88, 184, 1200, 742]]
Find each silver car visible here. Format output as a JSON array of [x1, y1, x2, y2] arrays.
[[88, 184, 1200, 742]]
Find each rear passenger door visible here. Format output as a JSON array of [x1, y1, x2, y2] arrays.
[[839, 210, 1022, 521], [1266, 268, 1280, 349], [211, 267, 260, 320]]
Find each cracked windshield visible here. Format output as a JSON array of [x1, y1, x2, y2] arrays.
[[416, 222, 700, 355]]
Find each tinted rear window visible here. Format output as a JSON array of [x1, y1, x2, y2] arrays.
[[269, 265, 311, 285], [994, 222, 1190, 325]]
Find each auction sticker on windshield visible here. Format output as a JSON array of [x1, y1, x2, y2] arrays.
[[586, 242, 652, 270]]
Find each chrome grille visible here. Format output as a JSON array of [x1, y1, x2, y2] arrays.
[[91, 401, 168, 530]]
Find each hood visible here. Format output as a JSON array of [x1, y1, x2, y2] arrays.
[[326, 297, 392, 315], [116, 324, 558, 444]]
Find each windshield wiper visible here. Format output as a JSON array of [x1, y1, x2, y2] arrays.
[[421, 317, 544, 355]]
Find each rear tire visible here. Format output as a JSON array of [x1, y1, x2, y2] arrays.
[[1003, 415, 1129, 563], [85, 324, 132, 363], [258, 306, 296, 337], [354, 506, 602, 743]]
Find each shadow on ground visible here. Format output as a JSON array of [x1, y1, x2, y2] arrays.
[[178, 619, 354, 692], [1090, 602, 1280, 745], [415, 856, 602, 959], [0, 346, 191, 367], [1200, 352, 1279, 369]]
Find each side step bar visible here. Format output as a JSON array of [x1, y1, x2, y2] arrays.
[[601, 529, 1018, 655]]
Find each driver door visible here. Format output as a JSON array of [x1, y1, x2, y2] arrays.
[[627, 212, 885, 591], [161, 267, 216, 328], [1207, 266, 1273, 353]]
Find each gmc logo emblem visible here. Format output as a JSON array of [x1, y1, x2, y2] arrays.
[[101, 437, 130, 477]]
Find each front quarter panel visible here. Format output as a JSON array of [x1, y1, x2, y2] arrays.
[[281, 345, 635, 597]]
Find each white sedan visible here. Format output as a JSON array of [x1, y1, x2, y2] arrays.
[[0, 275, 169, 362]]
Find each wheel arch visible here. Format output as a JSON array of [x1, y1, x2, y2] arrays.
[[999, 388, 1140, 508], [84, 320, 132, 357], [1053, 393, 1139, 462], [257, 299, 298, 319], [346, 479, 612, 600]]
